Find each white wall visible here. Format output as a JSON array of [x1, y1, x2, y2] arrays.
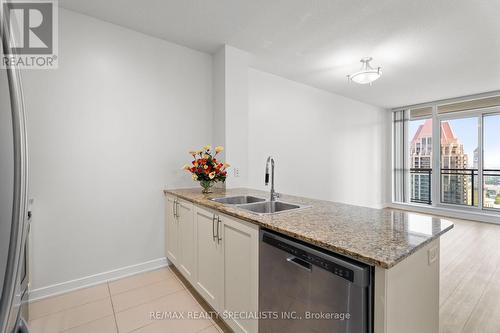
[[212, 45, 250, 188], [223, 46, 250, 188], [212, 47, 226, 163], [24, 9, 212, 290], [248, 69, 389, 208]]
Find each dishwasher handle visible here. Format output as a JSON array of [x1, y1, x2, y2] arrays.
[[261, 230, 370, 287], [286, 256, 312, 272]]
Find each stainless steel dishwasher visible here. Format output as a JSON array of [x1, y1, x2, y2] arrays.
[[259, 230, 373, 333]]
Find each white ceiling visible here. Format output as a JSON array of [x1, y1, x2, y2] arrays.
[[60, 0, 500, 108]]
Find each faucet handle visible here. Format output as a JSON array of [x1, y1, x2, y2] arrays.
[[273, 192, 280, 200]]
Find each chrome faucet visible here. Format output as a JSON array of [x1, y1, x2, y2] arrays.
[[265, 156, 279, 201]]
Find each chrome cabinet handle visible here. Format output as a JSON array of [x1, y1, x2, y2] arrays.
[[217, 216, 222, 244], [212, 213, 217, 241], [176, 201, 180, 220], [172, 199, 176, 218]]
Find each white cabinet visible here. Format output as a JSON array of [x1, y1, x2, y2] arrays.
[[193, 205, 259, 333], [166, 197, 259, 333], [194, 206, 223, 311], [178, 199, 195, 283], [165, 195, 195, 284], [165, 195, 179, 265], [219, 214, 259, 333]]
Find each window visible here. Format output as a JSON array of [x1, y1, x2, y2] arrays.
[[409, 118, 432, 204], [439, 117, 478, 207], [483, 114, 500, 210], [393, 95, 500, 214]]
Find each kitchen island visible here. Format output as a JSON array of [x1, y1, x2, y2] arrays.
[[164, 187, 453, 333]]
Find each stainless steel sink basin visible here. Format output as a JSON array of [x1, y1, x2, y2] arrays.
[[211, 195, 266, 205], [237, 201, 308, 215]]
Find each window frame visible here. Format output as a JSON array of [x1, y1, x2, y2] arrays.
[[392, 99, 500, 218], [435, 109, 482, 211], [480, 110, 500, 213]]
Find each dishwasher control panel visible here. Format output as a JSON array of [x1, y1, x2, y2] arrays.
[[263, 233, 355, 282]]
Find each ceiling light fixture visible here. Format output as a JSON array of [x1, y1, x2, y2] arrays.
[[347, 57, 382, 85]]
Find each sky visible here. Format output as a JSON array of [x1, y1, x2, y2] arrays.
[[409, 115, 500, 169], [484, 115, 500, 169]]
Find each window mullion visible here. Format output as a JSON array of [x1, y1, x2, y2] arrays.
[[431, 106, 440, 207], [478, 115, 484, 209], [403, 110, 409, 203]]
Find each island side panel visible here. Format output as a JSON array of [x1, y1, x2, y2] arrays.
[[374, 239, 440, 333]]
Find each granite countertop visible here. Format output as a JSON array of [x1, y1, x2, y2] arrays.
[[164, 187, 454, 269]]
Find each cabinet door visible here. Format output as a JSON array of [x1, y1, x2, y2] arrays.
[[177, 199, 195, 284], [165, 195, 179, 265], [220, 215, 259, 333], [194, 206, 222, 312]]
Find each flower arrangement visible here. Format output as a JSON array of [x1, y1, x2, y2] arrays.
[[183, 145, 230, 193]]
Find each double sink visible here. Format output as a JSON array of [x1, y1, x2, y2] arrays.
[[211, 195, 309, 215]]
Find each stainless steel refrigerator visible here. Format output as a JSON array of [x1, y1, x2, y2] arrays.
[[0, 7, 31, 333]]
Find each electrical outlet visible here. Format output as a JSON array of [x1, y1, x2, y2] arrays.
[[233, 168, 240, 177]]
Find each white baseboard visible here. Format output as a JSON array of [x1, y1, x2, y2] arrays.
[[29, 257, 170, 302], [387, 202, 500, 225]]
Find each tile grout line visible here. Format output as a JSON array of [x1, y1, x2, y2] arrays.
[[32, 267, 203, 333], [124, 271, 211, 333], [110, 269, 188, 333], [169, 267, 232, 333], [58, 314, 115, 333], [113, 288, 186, 315], [111, 276, 178, 299], [195, 324, 218, 333], [110, 268, 185, 315], [109, 269, 176, 297], [30, 269, 173, 322], [29, 293, 111, 322], [107, 282, 120, 333]]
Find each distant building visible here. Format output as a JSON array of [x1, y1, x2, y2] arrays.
[[410, 120, 432, 203], [473, 147, 479, 170], [410, 119, 469, 205]]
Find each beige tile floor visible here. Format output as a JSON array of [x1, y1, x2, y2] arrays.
[[28, 267, 226, 333]]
